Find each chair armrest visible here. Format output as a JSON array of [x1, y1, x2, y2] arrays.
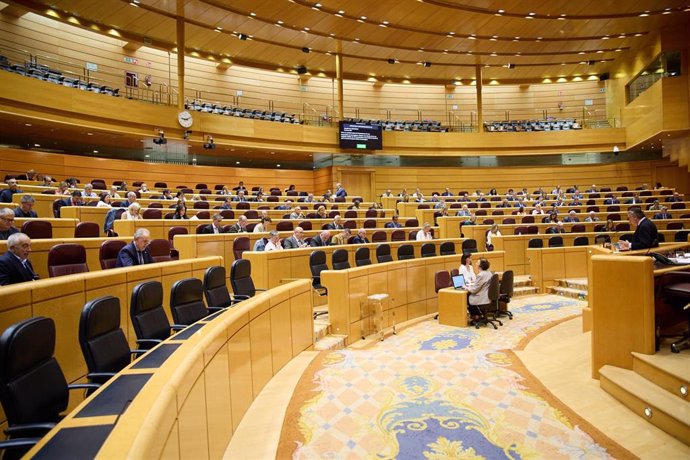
[[131, 349, 148, 356], [231, 294, 251, 301], [171, 324, 187, 331], [207, 306, 225, 313], [136, 338, 162, 347], [5, 423, 55, 436], [86, 372, 116, 384], [0, 438, 42, 451], [255, 288, 267, 292], [68, 383, 101, 391]]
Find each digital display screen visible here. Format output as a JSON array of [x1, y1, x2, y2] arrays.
[[339, 122, 383, 150]]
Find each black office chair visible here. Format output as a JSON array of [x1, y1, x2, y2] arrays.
[[332, 248, 351, 270], [461, 239, 478, 254], [439, 241, 455, 256], [309, 250, 329, 294], [130, 281, 186, 350], [203, 265, 236, 309], [0, 317, 100, 458], [548, 236, 564, 247], [230, 259, 265, 300], [472, 274, 502, 329], [573, 236, 589, 246], [528, 238, 544, 248], [421, 243, 436, 258], [170, 278, 218, 326], [397, 244, 414, 260], [498, 270, 514, 319], [355, 247, 371, 266], [79, 296, 146, 385], [376, 244, 393, 263]]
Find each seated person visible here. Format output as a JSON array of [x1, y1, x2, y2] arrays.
[[385, 215, 402, 228], [624, 193, 641, 205], [0, 178, 23, 203], [289, 206, 305, 219], [201, 214, 225, 234], [81, 183, 98, 198], [316, 206, 328, 219], [161, 189, 174, 200], [173, 204, 189, 219], [485, 224, 501, 251], [416, 223, 433, 241], [110, 185, 122, 199], [116, 229, 154, 267], [584, 211, 600, 222], [467, 258, 493, 319], [310, 230, 331, 247], [546, 222, 566, 234], [26, 169, 36, 181], [352, 229, 369, 244], [653, 206, 672, 220], [531, 204, 545, 215], [563, 210, 579, 223], [647, 200, 661, 212], [63, 190, 84, 207], [233, 191, 248, 202], [121, 202, 142, 220], [264, 230, 283, 251], [441, 188, 453, 197], [96, 193, 112, 208], [619, 208, 658, 251], [330, 228, 351, 245], [459, 253, 476, 286], [327, 215, 344, 230], [227, 215, 249, 233], [283, 227, 308, 249], [14, 195, 37, 218], [233, 181, 247, 193], [253, 216, 272, 233], [603, 218, 616, 232], [335, 183, 347, 198], [604, 196, 620, 205], [275, 199, 291, 211], [0, 208, 19, 240], [0, 233, 39, 285], [665, 192, 683, 203], [305, 193, 317, 202], [456, 205, 471, 217]]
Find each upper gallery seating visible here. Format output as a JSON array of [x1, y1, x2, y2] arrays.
[[0, 55, 120, 97], [185, 100, 302, 124], [484, 119, 582, 132], [342, 118, 448, 132]]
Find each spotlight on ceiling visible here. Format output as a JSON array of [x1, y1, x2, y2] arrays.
[[302, 47, 310, 53], [387, 58, 397, 64], [152, 130, 167, 145], [503, 63, 516, 69], [297, 65, 308, 74], [423, 61, 431, 68], [238, 33, 248, 40], [204, 136, 216, 150]]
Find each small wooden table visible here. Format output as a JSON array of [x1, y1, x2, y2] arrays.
[[438, 287, 469, 327]]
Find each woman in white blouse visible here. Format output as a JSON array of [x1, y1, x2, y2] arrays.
[[96, 193, 112, 208], [459, 253, 476, 286], [485, 224, 501, 251], [121, 202, 142, 220]]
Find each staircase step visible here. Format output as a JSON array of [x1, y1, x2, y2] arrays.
[[554, 277, 588, 290], [632, 351, 690, 400], [513, 275, 532, 287], [513, 286, 539, 297], [549, 286, 587, 300], [600, 365, 690, 446], [314, 321, 331, 342], [314, 334, 348, 351]]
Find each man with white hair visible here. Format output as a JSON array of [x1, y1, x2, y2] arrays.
[[283, 227, 308, 249], [416, 223, 433, 241], [0, 232, 39, 285], [116, 228, 154, 267], [0, 208, 19, 240], [121, 191, 137, 207], [82, 183, 98, 198], [227, 215, 249, 233]]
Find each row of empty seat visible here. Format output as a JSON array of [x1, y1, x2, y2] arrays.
[[186, 100, 302, 124], [342, 117, 448, 132], [484, 119, 581, 132]]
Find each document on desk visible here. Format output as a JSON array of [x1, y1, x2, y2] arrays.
[[669, 256, 690, 264]]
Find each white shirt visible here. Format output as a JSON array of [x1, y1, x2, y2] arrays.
[[96, 201, 111, 208], [532, 209, 544, 215], [253, 223, 266, 233], [264, 240, 283, 251], [416, 229, 433, 241], [459, 264, 476, 285], [486, 230, 501, 246], [122, 211, 140, 220]]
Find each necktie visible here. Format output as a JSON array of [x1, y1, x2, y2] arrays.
[[138, 251, 144, 265]]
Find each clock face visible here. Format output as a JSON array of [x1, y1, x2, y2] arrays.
[[178, 110, 193, 128]]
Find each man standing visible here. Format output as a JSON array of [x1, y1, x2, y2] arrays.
[[0, 233, 39, 285], [0, 178, 23, 203], [14, 195, 38, 218], [116, 228, 154, 267], [283, 227, 308, 249], [0, 208, 19, 240], [620, 208, 658, 251], [201, 214, 226, 234]]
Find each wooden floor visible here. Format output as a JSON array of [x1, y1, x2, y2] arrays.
[[226, 316, 690, 459], [516, 317, 690, 459]]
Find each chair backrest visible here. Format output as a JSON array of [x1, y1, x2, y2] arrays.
[[244, 210, 259, 219], [674, 230, 690, 242], [219, 210, 235, 219], [434, 270, 452, 293], [527, 225, 539, 234], [99, 239, 126, 269], [521, 215, 535, 224], [170, 278, 208, 325], [488, 274, 500, 302], [310, 250, 328, 287], [204, 265, 233, 309], [439, 241, 455, 255], [461, 239, 478, 254], [548, 236, 564, 247], [528, 238, 544, 248], [404, 218, 418, 227], [503, 218, 516, 224], [79, 296, 131, 378], [344, 210, 357, 218], [168, 226, 188, 247], [0, 317, 69, 426], [365, 209, 377, 218], [48, 243, 88, 277], [142, 209, 162, 219], [421, 242, 436, 258], [130, 281, 172, 347], [615, 223, 630, 232], [91, 179, 107, 190], [276, 221, 293, 231], [233, 237, 250, 260], [667, 222, 684, 230], [193, 201, 209, 210], [74, 221, 100, 238], [397, 244, 414, 260], [332, 248, 351, 270], [391, 229, 405, 241], [230, 259, 256, 298], [52, 199, 64, 218], [363, 219, 376, 229], [571, 224, 585, 232], [298, 220, 312, 231], [21, 220, 53, 239], [409, 230, 418, 241], [343, 220, 356, 230], [607, 213, 621, 221], [372, 230, 387, 242], [573, 236, 589, 246], [594, 234, 611, 244], [147, 239, 171, 263], [500, 270, 514, 297], [355, 247, 371, 267], [376, 244, 393, 263]]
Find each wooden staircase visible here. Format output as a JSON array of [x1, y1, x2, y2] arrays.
[[313, 306, 347, 351], [513, 274, 539, 297], [549, 278, 588, 300], [599, 350, 690, 446]]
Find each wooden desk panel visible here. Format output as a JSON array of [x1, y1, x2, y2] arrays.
[[438, 288, 468, 327]]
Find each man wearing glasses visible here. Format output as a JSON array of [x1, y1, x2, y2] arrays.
[[116, 228, 154, 267], [0, 208, 19, 240]]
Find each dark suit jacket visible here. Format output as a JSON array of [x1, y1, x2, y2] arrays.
[[327, 223, 344, 230], [0, 227, 19, 241], [384, 222, 402, 228], [227, 223, 246, 233], [309, 236, 328, 247], [631, 218, 659, 250], [0, 189, 22, 203], [352, 236, 369, 244], [283, 236, 304, 249], [653, 213, 672, 219], [14, 208, 37, 218], [0, 252, 39, 285], [200, 224, 225, 234], [115, 242, 154, 267]]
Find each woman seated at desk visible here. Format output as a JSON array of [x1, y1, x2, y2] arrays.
[[459, 253, 477, 287], [467, 258, 493, 318]]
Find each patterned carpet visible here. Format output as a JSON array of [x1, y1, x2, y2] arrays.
[[277, 295, 633, 460]]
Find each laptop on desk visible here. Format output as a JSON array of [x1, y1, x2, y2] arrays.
[[452, 274, 466, 290]]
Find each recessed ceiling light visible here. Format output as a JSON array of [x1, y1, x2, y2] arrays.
[[276, 164, 281, 167], [236, 161, 240, 164], [25, 123, 32, 127], [93, 150, 99, 153], [303, 27, 310, 31], [270, 151, 275, 154], [360, 16, 367, 20], [34, 144, 40, 147], [249, 12, 256, 16], [639, 11, 649, 17]]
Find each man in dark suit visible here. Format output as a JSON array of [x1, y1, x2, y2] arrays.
[[327, 215, 344, 230], [0, 233, 39, 285], [352, 229, 369, 244], [620, 208, 658, 251], [0, 208, 19, 240], [14, 195, 38, 218], [0, 178, 23, 203], [335, 183, 347, 198], [384, 215, 402, 228], [116, 228, 154, 267], [283, 227, 308, 249], [624, 193, 641, 205], [309, 230, 331, 247], [227, 215, 249, 233], [201, 214, 225, 234], [665, 192, 683, 203], [63, 190, 84, 207], [653, 206, 672, 220], [603, 196, 620, 205]]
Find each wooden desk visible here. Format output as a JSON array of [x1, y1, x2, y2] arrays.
[[438, 288, 468, 327]]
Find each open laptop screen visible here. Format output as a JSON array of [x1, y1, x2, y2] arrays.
[[452, 274, 466, 289]]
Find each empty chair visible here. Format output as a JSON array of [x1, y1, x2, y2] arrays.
[[514, 226, 528, 235], [615, 223, 630, 231], [363, 219, 376, 229], [91, 179, 107, 190], [421, 243, 436, 258], [219, 209, 235, 219], [548, 236, 564, 247], [309, 250, 329, 294], [355, 247, 371, 266], [658, 272, 690, 353], [594, 234, 611, 245], [527, 226, 539, 234], [344, 210, 357, 218], [244, 210, 259, 219], [521, 215, 535, 224], [607, 213, 621, 221], [391, 229, 405, 241], [409, 230, 417, 241], [142, 209, 162, 219], [434, 270, 452, 293], [376, 244, 393, 263], [193, 201, 209, 209], [498, 270, 514, 319], [230, 259, 264, 299], [79, 296, 145, 385], [196, 211, 210, 219], [573, 236, 589, 246], [332, 249, 350, 270], [397, 244, 414, 260], [130, 281, 186, 349], [148, 239, 172, 263], [439, 241, 455, 255], [461, 239, 478, 254], [276, 221, 294, 231], [0, 317, 99, 458], [99, 239, 126, 269], [365, 209, 377, 218], [48, 243, 88, 277], [372, 231, 387, 243], [671, 202, 686, 209], [170, 278, 213, 325], [674, 230, 690, 242], [168, 226, 188, 259], [21, 220, 52, 239], [74, 221, 100, 238], [503, 218, 516, 224], [154, 182, 167, 189], [667, 222, 684, 230], [52, 199, 64, 218], [203, 265, 236, 309], [571, 224, 585, 232], [233, 237, 250, 259], [404, 219, 418, 227], [299, 221, 312, 231], [528, 238, 544, 248]]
